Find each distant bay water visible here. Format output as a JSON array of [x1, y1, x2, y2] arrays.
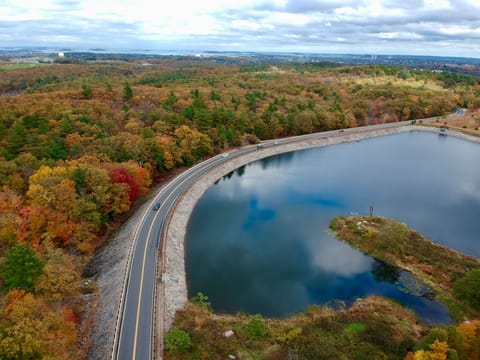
[[186, 131, 480, 324]]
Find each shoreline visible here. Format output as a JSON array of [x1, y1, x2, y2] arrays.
[[329, 215, 480, 319], [161, 124, 480, 330], [87, 124, 480, 359]]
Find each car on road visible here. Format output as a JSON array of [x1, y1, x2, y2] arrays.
[[222, 153, 229, 158], [152, 203, 161, 211]]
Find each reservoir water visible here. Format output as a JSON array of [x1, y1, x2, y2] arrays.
[[185, 131, 480, 324]]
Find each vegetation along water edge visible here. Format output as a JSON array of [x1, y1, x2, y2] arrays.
[[163, 215, 480, 359], [0, 59, 479, 359], [329, 215, 480, 320]]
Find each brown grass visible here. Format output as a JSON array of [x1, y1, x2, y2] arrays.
[[429, 110, 480, 136], [330, 216, 480, 319], [166, 297, 426, 360]]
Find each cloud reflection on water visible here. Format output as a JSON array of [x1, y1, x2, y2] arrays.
[[187, 131, 479, 321]]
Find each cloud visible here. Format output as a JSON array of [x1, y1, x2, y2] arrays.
[[255, 0, 359, 13], [0, 0, 479, 56]]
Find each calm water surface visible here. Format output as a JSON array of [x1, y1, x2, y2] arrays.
[[186, 131, 480, 324]]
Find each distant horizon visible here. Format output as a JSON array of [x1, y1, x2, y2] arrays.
[[2, 45, 480, 61], [1, 1, 479, 59]]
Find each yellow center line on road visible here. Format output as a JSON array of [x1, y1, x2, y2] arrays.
[[131, 208, 158, 360], [130, 158, 222, 359]]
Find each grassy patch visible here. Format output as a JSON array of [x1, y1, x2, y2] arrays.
[[345, 322, 366, 337], [0, 62, 52, 71], [165, 297, 424, 359], [426, 110, 480, 138]]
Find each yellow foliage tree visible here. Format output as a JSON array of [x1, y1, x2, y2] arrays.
[[156, 135, 178, 170], [174, 125, 213, 165], [0, 289, 79, 359], [27, 165, 77, 214], [456, 320, 480, 360], [407, 340, 449, 360], [35, 248, 80, 300]]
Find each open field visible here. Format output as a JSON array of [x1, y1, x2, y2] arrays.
[[0, 62, 53, 70]]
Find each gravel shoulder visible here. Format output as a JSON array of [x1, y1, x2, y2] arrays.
[[88, 125, 480, 359], [86, 198, 153, 360]]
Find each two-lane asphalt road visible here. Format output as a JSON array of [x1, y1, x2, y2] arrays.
[[113, 147, 256, 360], [112, 109, 464, 360]]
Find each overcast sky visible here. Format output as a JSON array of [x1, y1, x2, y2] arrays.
[[1, 0, 479, 57]]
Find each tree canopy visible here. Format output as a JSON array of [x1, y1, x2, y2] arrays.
[[0, 58, 478, 359], [0, 244, 44, 292]]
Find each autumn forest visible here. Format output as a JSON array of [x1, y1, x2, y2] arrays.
[[0, 58, 479, 359]]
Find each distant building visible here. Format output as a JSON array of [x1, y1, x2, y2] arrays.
[[58, 52, 65, 57], [38, 57, 54, 63]]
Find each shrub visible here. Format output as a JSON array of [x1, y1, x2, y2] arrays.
[[191, 292, 212, 311], [271, 326, 302, 344], [352, 343, 387, 360], [293, 329, 343, 359], [417, 327, 448, 351], [359, 322, 396, 351], [453, 268, 480, 310], [247, 314, 266, 339], [245, 133, 260, 144], [164, 328, 191, 353], [345, 322, 366, 337]]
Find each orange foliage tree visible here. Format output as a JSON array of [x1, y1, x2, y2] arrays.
[[0, 289, 79, 360]]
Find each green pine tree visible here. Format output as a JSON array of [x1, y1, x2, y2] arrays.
[[0, 244, 44, 292]]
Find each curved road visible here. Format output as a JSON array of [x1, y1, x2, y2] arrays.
[[113, 146, 256, 359], [112, 110, 463, 360]]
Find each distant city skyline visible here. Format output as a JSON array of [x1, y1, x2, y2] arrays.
[[1, 0, 479, 58]]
